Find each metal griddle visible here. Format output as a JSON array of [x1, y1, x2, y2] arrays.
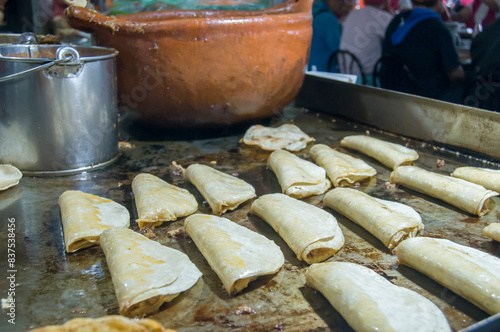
[[1, 78, 500, 331]]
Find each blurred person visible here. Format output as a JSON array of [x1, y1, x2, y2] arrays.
[[462, 18, 500, 110], [450, 0, 500, 31], [340, 0, 394, 84], [470, 17, 500, 73], [308, 0, 356, 72], [0, 0, 6, 26], [381, 0, 465, 102]]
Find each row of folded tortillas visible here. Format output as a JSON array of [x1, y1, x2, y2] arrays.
[[323, 187, 424, 250], [184, 214, 284, 295], [340, 135, 419, 170], [306, 262, 452, 332], [267, 149, 331, 198], [250, 193, 344, 264], [100, 227, 202, 317], [309, 144, 376, 187], [391, 166, 498, 216], [183, 164, 256, 215], [395, 237, 500, 315]]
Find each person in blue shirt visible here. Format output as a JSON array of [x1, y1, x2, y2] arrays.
[[308, 0, 356, 72]]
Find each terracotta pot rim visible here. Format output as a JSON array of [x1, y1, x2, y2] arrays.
[[66, 0, 312, 35]]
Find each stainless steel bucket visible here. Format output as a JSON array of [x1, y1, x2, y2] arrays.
[[0, 44, 119, 176]]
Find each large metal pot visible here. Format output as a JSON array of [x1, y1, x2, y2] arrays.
[[0, 44, 119, 175]]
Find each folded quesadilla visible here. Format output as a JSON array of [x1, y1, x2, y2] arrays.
[[340, 135, 419, 169], [309, 144, 376, 187], [391, 166, 498, 216], [395, 237, 500, 315], [306, 262, 451, 332], [323, 188, 423, 249], [240, 124, 314, 151], [132, 173, 198, 229], [183, 164, 256, 215], [58, 190, 130, 253], [0, 164, 22, 191], [451, 166, 500, 192], [250, 193, 344, 264], [267, 149, 331, 198], [483, 223, 500, 242], [100, 227, 202, 317], [30, 315, 172, 332], [184, 214, 284, 295]]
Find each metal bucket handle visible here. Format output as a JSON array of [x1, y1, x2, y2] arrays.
[[0, 46, 80, 83]]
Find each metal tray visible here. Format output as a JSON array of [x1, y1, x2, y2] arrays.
[[0, 104, 499, 331]]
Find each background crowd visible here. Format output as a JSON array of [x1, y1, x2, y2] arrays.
[[308, 0, 500, 111]]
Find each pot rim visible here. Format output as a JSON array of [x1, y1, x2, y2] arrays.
[[0, 45, 118, 63]]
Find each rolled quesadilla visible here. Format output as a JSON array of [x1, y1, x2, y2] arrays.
[[391, 166, 498, 216], [483, 223, 500, 242], [58, 190, 130, 253], [323, 188, 423, 249], [250, 193, 344, 264], [183, 164, 256, 215], [340, 135, 419, 169], [240, 124, 314, 151], [309, 144, 376, 187], [0, 164, 22, 191], [100, 227, 202, 317], [451, 167, 500, 192], [267, 149, 331, 198], [30, 315, 172, 332], [132, 173, 198, 229], [184, 214, 284, 295], [395, 237, 500, 315], [306, 262, 451, 332]]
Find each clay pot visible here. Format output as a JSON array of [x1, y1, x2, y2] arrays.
[[66, 0, 313, 128]]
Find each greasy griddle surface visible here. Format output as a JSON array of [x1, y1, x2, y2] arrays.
[[1, 106, 498, 331]]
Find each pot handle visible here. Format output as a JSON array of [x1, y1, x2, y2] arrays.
[[0, 46, 80, 83]]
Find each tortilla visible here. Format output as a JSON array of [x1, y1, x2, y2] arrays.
[[132, 173, 198, 229], [391, 166, 498, 216], [451, 167, 500, 192], [240, 124, 315, 151], [395, 237, 500, 315], [306, 262, 451, 332], [323, 188, 423, 249], [184, 214, 284, 295], [267, 149, 331, 198], [100, 227, 202, 317], [30, 315, 172, 332], [250, 193, 344, 264], [58, 190, 130, 253], [0, 164, 22, 191], [309, 144, 376, 187], [483, 223, 500, 242], [340, 135, 419, 169], [183, 164, 256, 215]]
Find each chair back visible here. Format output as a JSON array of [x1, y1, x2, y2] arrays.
[[327, 49, 367, 84], [373, 54, 417, 94]]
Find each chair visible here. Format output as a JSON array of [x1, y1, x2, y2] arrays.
[[461, 73, 500, 112], [327, 49, 367, 85], [372, 54, 417, 95]]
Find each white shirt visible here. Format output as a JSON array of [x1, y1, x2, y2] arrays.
[[339, 6, 394, 75]]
